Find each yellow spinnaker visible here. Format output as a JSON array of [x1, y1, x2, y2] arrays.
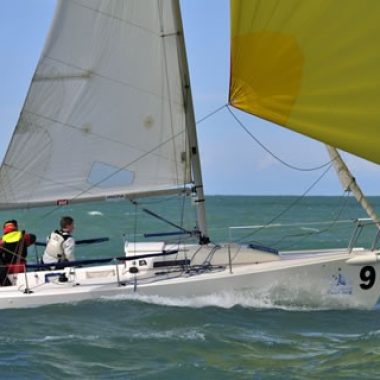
[[229, 0, 380, 164]]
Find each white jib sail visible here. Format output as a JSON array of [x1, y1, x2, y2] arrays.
[[0, 0, 193, 209]]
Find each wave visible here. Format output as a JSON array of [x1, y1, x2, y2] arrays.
[[99, 289, 355, 312], [87, 211, 104, 216]]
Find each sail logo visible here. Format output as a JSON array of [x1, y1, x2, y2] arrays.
[[56, 199, 69, 206], [105, 194, 125, 201]]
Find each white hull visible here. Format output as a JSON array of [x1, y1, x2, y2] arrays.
[[2, 244, 380, 310]]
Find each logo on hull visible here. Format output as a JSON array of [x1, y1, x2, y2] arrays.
[[328, 269, 353, 296]]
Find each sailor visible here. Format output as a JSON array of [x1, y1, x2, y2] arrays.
[[43, 216, 76, 266], [0, 220, 36, 286]]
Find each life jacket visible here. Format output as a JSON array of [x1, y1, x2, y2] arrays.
[[6, 263, 26, 274], [0, 230, 26, 265], [44, 230, 70, 261]]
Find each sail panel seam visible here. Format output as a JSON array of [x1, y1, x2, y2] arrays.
[[69, 0, 163, 37], [39, 55, 182, 105]]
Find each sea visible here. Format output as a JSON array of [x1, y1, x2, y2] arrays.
[[1, 195, 380, 379]]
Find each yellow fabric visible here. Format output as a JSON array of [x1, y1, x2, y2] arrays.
[[2, 231, 22, 244], [230, 0, 380, 164]]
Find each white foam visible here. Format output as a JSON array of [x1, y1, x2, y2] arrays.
[[99, 290, 330, 311], [88, 211, 103, 216], [23, 334, 100, 343], [129, 328, 205, 341]]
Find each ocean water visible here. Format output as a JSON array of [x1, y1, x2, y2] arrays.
[[1, 195, 380, 379]]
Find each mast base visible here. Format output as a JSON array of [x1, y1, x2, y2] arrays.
[[199, 235, 210, 245]]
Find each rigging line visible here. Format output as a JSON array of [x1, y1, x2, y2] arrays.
[[39, 129, 186, 220], [231, 219, 353, 230], [275, 218, 344, 252], [272, 191, 352, 250], [70, 0, 161, 37], [133, 201, 138, 246], [226, 106, 332, 172], [177, 185, 189, 245], [196, 104, 228, 125], [77, 129, 185, 196], [142, 208, 188, 233], [131, 193, 199, 250], [234, 163, 333, 243], [129, 198, 189, 233], [176, 184, 190, 235], [162, 187, 190, 255]]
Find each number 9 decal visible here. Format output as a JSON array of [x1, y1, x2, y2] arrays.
[[360, 266, 376, 290]]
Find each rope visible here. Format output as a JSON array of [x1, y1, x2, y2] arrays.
[[196, 103, 332, 171], [196, 103, 338, 245], [129, 197, 193, 238], [270, 192, 352, 249], [234, 163, 333, 243], [196, 104, 228, 124], [0, 241, 27, 282], [226, 106, 332, 172]]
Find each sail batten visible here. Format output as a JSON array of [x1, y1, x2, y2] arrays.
[[0, 0, 194, 209], [230, 0, 380, 164]]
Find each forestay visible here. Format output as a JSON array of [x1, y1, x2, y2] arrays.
[[229, 0, 380, 164], [0, 0, 192, 209]]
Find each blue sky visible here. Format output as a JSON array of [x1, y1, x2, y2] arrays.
[[1, 0, 379, 196]]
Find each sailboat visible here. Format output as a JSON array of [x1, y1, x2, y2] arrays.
[[0, 0, 380, 310]]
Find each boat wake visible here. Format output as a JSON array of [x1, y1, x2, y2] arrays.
[[99, 289, 359, 312]]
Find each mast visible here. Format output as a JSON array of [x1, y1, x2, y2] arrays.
[[172, 1, 209, 242], [326, 145, 380, 227]]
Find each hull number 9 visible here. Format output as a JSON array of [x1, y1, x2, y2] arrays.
[[360, 266, 376, 290]]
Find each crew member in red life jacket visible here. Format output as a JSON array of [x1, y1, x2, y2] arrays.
[[0, 220, 36, 286]]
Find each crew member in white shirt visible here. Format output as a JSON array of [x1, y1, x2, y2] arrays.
[[43, 216, 75, 265]]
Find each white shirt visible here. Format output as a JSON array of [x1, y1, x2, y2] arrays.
[[43, 230, 76, 264]]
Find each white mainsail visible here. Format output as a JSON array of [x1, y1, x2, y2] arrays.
[[0, 0, 196, 209]]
